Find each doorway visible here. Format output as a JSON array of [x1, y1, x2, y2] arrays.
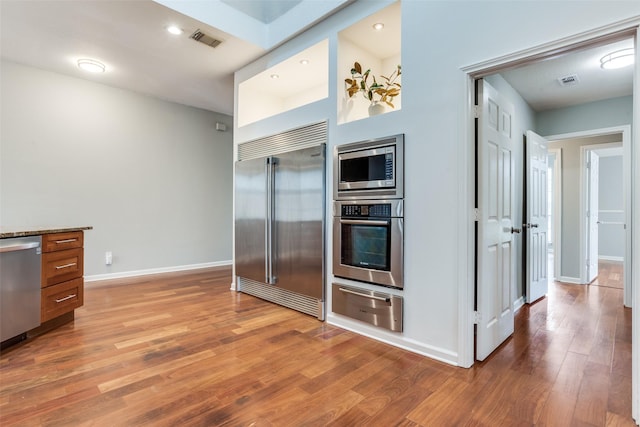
[[544, 128, 631, 306], [461, 23, 638, 422]]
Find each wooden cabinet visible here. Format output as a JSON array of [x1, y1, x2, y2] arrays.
[[41, 231, 85, 323]]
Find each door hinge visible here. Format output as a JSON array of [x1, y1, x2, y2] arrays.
[[474, 311, 481, 324], [473, 105, 481, 119], [473, 208, 480, 222]]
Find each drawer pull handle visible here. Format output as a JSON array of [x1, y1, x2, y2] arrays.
[[55, 239, 77, 244], [338, 287, 391, 302], [55, 294, 76, 303], [55, 262, 77, 270]]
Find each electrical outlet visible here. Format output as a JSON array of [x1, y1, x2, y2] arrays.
[[105, 251, 113, 265]]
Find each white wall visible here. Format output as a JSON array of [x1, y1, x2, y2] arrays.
[[233, 1, 640, 365], [599, 155, 625, 260], [537, 96, 633, 135], [0, 60, 233, 278]]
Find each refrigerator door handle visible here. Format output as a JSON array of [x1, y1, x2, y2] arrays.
[[266, 157, 277, 284]]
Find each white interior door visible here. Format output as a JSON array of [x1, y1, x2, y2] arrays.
[[587, 150, 599, 283], [476, 79, 516, 361], [525, 130, 549, 303]]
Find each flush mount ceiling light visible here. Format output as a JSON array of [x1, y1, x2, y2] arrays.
[[167, 25, 184, 35], [270, 74, 279, 79], [299, 59, 309, 65], [600, 48, 635, 69], [77, 59, 105, 73], [372, 22, 384, 31]]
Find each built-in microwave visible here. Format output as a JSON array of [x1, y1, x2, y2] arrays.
[[334, 134, 404, 200]]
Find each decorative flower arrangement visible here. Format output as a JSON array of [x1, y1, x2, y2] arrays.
[[345, 61, 401, 108]]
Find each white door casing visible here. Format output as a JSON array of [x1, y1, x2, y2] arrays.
[[547, 148, 562, 282], [476, 79, 516, 361], [525, 131, 549, 303], [587, 150, 600, 283]]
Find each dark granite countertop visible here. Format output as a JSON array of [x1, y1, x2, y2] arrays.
[[0, 226, 93, 239]]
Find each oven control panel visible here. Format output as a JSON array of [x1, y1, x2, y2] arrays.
[[341, 203, 391, 218]]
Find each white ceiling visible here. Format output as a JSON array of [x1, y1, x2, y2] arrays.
[[0, 0, 635, 116], [499, 38, 634, 112], [0, 0, 349, 116]]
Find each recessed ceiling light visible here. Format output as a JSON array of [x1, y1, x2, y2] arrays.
[[299, 59, 309, 65], [77, 59, 105, 73], [270, 74, 279, 79], [600, 48, 635, 69], [373, 22, 384, 31], [167, 25, 183, 35]]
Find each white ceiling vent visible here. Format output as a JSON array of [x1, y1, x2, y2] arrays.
[[558, 74, 580, 87], [190, 30, 222, 48]]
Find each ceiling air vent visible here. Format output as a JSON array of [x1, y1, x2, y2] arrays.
[[558, 74, 580, 87], [190, 30, 222, 48]]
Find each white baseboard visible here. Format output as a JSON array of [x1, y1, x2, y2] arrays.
[[85, 260, 232, 284], [558, 276, 583, 284], [326, 313, 459, 366], [599, 255, 624, 262], [513, 296, 525, 313]]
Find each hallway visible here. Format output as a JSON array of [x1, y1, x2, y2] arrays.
[[503, 263, 631, 425]]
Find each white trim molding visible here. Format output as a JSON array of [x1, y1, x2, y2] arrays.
[[513, 296, 525, 313], [599, 256, 624, 262], [633, 28, 640, 423], [558, 276, 583, 285], [85, 260, 232, 284], [327, 313, 460, 366], [548, 148, 563, 284]]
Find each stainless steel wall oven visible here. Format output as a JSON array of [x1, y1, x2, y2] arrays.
[[332, 199, 403, 289]]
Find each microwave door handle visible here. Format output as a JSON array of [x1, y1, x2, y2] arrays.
[[340, 219, 389, 226]]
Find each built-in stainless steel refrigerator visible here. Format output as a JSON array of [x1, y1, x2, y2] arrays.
[[235, 144, 326, 319]]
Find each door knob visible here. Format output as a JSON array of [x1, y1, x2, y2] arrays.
[[531, 223, 539, 228], [511, 227, 521, 234]]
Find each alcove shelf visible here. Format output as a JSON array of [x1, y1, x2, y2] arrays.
[[237, 39, 329, 128], [337, 1, 402, 125]]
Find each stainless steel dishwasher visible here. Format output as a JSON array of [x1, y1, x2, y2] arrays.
[[0, 236, 42, 345]]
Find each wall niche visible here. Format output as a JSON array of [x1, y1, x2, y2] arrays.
[[237, 39, 329, 127], [338, 1, 401, 124]]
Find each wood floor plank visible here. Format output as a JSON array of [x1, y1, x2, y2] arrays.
[[0, 266, 633, 426], [574, 361, 613, 426]]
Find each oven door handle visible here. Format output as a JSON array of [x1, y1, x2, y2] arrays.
[[339, 219, 389, 226], [338, 287, 391, 303]]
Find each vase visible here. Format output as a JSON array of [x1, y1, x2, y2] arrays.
[[368, 102, 385, 116]]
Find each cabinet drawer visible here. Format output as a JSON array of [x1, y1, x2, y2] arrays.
[[42, 231, 83, 252], [41, 278, 84, 323], [42, 248, 84, 287]]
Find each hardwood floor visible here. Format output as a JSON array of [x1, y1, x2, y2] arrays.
[[592, 261, 624, 289], [0, 267, 633, 426]]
